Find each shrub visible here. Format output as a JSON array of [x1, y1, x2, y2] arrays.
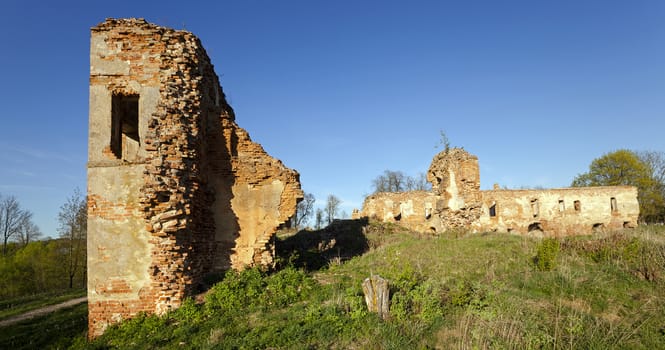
[[204, 268, 265, 315], [533, 238, 560, 271], [389, 266, 445, 324], [450, 280, 489, 311], [205, 266, 317, 317], [264, 266, 316, 308]]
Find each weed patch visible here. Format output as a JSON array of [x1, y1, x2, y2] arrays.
[[533, 237, 560, 271]]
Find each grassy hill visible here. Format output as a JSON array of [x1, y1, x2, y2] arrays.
[[84, 220, 665, 349], [4, 220, 665, 349]]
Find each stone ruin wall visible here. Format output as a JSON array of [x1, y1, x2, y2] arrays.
[[360, 148, 639, 236], [427, 148, 483, 228], [360, 191, 439, 233], [476, 186, 639, 236], [87, 19, 302, 337]]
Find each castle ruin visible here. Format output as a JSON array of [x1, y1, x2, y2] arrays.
[[87, 19, 302, 337], [359, 148, 639, 236]]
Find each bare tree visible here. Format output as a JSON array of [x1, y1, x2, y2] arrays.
[[435, 129, 451, 152], [0, 195, 31, 255], [294, 193, 315, 229], [639, 151, 665, 185], [315, 208, 324, 230], [325, 195, 342, 224], [16, 219, 42, 247], [405, 172, 431, 191], [57, 189, 87, 289], [372, 170, 407, 193], [373, 170, 431, 193]]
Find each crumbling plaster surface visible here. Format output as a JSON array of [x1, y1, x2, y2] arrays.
[[360, 148, 639, 236], [87, 18, 302, 337], [361, 191, 438, 233], [88, 166, 152, 299], [427, 148, 483, 229], [476, 186, 639, 236]]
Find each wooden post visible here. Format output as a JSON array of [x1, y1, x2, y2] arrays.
[[362, 274, 390, 320]]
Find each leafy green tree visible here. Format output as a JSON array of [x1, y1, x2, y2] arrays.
[[572, 150, 665, 222], [0, 240, 63, 298], [13, 241, 62, 293]]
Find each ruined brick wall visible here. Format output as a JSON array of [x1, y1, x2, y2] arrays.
[[427, 148, 482, 228], [476, 187, 639, 236], [360, 148, 639, 236], [360, 191, 439, 233], [87, 18, 302, 337], [208, 118, 303, 269]]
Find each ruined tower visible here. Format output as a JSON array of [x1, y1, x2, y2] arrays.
[[427, 148, 483, 228], [87, 18, 302, 337]]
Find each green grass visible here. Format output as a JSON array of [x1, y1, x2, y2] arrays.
[[6, 221, 665, 349], [0, 302, 88, 350], [0, 289, 86, 320]]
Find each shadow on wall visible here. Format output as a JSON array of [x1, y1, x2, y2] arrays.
[[205, 110, 240, 273], [277, 217, 370, 271]]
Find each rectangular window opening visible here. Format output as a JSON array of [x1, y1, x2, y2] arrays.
[[611, 197, 617, 212], [111, 94, 140, 160], [530, 199, 539, 218], [489, 203, 496, 217], [558, 199, 565, 212], [574, 200, 581, 212]]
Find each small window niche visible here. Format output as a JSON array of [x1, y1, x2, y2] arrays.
[[574, 200, 581, 212], [489, 202, 497, 217], [111, 94, 140, 161], [558, 199, 565, 212], [530, 199, 539, 218], [610, 197, 618, 212]]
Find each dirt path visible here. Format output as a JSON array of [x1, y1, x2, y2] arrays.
[[0, 296, 87, 327]]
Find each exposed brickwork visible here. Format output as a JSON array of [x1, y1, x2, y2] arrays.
[[427, 149, 482, 228], [361, 148, 639, 236], [87, 18, 302, 337]]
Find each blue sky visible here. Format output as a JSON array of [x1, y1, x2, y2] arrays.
[[1, 0, 664, 236]]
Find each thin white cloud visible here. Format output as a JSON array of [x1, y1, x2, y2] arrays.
[[3, 169, 37, 177], [0, 184, 59, 192], [0, 142, 80, 164]]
